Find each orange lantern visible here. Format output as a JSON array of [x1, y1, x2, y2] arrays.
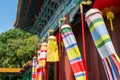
[[93, 0, 120, 31]]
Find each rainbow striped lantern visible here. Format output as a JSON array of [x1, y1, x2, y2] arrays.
[[32, 56, 38, 80], [36, 67, 42, 80], [93, 0, 120, 31], [85, 8, 120, 80], [61, 24, 86, 80], [36, 48, 42, 80], [39, 38, 47, 67]]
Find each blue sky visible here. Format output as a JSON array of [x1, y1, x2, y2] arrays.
[[0, 0, 18, 34]]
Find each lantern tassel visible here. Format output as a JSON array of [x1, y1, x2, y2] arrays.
[[114, 53, 120, 63], [107, 11, 114, 31], [110, 18, 113, 31]]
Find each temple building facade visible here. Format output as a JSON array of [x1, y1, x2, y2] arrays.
[[14, 0, 120, 80]]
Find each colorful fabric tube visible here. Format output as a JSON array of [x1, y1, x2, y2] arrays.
[[32, 56, 38, 80], [36, 67, 42, 80], [103, 58, 113, 80], [107, 57, 118, 80], [111, 54, 120, 75], [85, 8, 116, 59], [47, 35, 59, 62], [85, 8, 120, 79], [39, 42, 47, 67], [61, 24, 86, 80], [37, 50, 42, 80]]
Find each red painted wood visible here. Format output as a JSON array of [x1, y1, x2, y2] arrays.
[[42, 67, 46, 80], [54, 63, 58, 80], [81, 12, 88, 80], [64, 53, 74, 80], [56, 14, 74, 80], [46, 63, 49, 80], [58, 50, 62, 80], [64, 14, 74, 80]]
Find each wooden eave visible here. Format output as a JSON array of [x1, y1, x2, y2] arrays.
[[14, 0, 43, 29]]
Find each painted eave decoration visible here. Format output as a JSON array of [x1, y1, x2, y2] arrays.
[[14, 0, 43, 29]]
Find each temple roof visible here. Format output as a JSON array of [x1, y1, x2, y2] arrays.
[[14, 0, 43, 31], [14, 0, 93, 35], [14, 0, 62, 34]]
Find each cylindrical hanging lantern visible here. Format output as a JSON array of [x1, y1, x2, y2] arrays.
[[39, 38, 47, 67], [93, 0, 120, 31], [32, 55, 38, 80], [47, 30, 59, 62], [85, 8, 120, 79]]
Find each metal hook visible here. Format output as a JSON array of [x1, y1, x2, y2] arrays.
[[80, 0, 92, 13]]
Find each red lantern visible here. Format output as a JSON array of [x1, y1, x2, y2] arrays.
[[93, 0, 120, 31]]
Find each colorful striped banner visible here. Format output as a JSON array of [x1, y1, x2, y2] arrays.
[[32, 56, 38, 80], [36, 67, 42, 80], [37, 49, 43, 80], [85, 8, 120, 79], [85, 9, 115, 59], [61, 24, 86, 80], [47, 35, 59, 62], [108, 56, 118, 80], [39, 41, 47, 67], [103, 58, 113, 80], [111, 54, 120, 75]]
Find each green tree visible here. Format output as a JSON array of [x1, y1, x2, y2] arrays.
[[0, 29, 39, 68]]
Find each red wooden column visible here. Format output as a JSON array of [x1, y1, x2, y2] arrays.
[[64, 14, 74, 80], [42, 63, 49, 80], [58, 45, 63, 80], [46, 63, 49, 80], [54, 62, 58, 80], [42, 67, 46, 80], [64, 53, 74, 80], [58, 14, 74, 80], [57, 27, 64, 80]]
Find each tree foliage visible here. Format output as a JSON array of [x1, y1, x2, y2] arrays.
[[0, 29, 39, 68]]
